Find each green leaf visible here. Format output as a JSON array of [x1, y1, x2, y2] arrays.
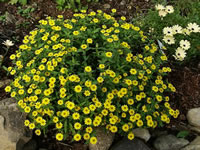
[[19, 0, 27, 5], [64, 120, 67, 133], [2, 66, 8, 72], [56, 0, 65, 5], [177, 131, 189, 138], [9, 0, 18, 5]]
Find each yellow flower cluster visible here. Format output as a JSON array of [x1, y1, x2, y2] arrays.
[[5, 9, 178, 143]]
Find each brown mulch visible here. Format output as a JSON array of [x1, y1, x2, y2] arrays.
[[168, 67, 200, 125]]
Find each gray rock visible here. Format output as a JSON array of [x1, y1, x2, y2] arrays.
[[111, 138, 151, 150], [154, 134, 189, 150], [103, 4, 111, 9], [187, 108, 200, 127], [133, 128, 151, 142], [89, 127, 115, 150], [120, 0, 126, 5], [181, 136, 200, 150], [0, 98, 32, 150], [151, 129, 168, 138], [0, 79, 12, 88], [189, 126, 200, 134]]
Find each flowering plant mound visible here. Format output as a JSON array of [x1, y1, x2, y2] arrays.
[[5, 10, 179, 144]]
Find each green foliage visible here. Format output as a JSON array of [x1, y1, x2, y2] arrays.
[[135, 0, 200, 64], [0, 0, 8, 2], [17, 6, 35, 18], [55, 0, 98, 11], [5, 10, 179, 143], [177, 130, 189, 138], [9, 0, 28, 5], [0, 13, 6, 23]]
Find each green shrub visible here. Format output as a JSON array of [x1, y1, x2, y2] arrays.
[[5, 10, 178, 143], [55, 0, 99, 11], [135, 1, 200, 64], [9, 0, 28, 5]]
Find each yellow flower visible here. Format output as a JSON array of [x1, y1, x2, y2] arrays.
[[86, 127, 93, 134], [56, 122, 63, 129], [128, 132, 135, 140], [83, 133, 90, 140], [24, 120, 30, 126], [99, 64, 105, 69], [130, 68, 137, 75], [83, 107, 90, 115], [72, 112, 80, 120], [85, 66, 92, 72], [127, 99, 134, 105], [24, 106, 31, 113], [90, 84, 97, 91], [111, 9, 117, 13], [110, 126, 118, 133], [74, 85, 82, 93], [121, 16, 126, 21], [121, 105, 128, 112], [105, 52, 112, 58], [10, 54, 16, 60], [56, 133, 63, 141], [107, 38, 113, 43], [90, 137, 97, 144], [85, 118, 92, 125], [35, 129, 41, 136], [156, 95, 163, 102], [44, 89, 51, 96], [73, 31, 79, 36], [61, 110, 70, 118], [29, 123, 35, 130], [5, 86, 11, 92], [87, 38, 93, 44], [97, 77, 104, 83], [93, 18, 99, 23], [53, 116, 59, 123], [18, 89, 24, 95], [136, 120, 143, 127], [89, 104, 96, 111], [81, 44, 87, 49], [74, 122, 82, 130], [122, 124, 129, 132], [74, 134, 81, 141]]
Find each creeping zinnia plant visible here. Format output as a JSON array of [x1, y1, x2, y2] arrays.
[[5, 9, 178, 144]]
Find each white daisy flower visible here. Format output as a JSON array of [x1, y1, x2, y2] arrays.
[[180, 40, 191, 50], [187, 23, 200, 33], [158, 10, 168, 17], [163, 36, 175, 45], [2, 40, 14, 47], [163, 27, 173, 36], [155, 4, 165, 11], [172, 25, 182, 34], [182, 28, 191, 35], [166, 5, 174, 14], [173, 47, 186, 61]]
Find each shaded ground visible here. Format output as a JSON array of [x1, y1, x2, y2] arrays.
[[169, 66, 200, 124]]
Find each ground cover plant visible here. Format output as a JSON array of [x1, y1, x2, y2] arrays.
[[5, 9, 179, 144], [4, 10, 179, 144]]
